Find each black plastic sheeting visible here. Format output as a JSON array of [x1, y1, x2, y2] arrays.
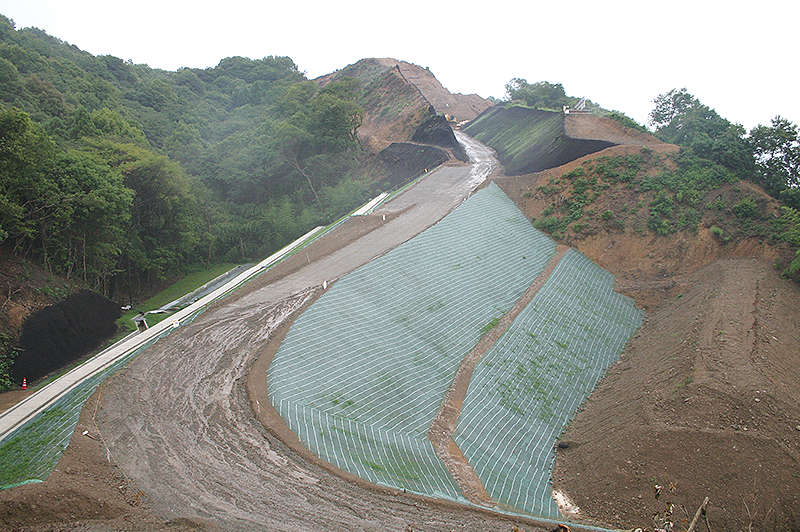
[[11, 290, 120, 383]]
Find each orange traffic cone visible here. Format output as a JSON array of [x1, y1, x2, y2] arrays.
[[22, 377, 27, 390]]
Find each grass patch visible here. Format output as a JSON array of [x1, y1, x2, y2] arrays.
[[117, 262, 240, 332], [0, 406, 69, 486]]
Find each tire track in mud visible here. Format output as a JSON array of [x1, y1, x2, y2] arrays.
[[428, 245, 569, 507]]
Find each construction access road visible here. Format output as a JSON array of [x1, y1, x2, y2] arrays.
[[92, 134, 561, 531]]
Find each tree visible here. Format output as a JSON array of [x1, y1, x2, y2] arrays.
[[505, 78, 569, 110], [649, 88, 754, 175], [52, 149, 132, 287], [0, 22, 377, 291], [0, 58, 26, 104], [0, 108, 136, 288], [749, 116, 800, 196], [649, 88, 698, 132], [0, 107, 59, 250], [776, 206, 800, 280], [274, 81, 318, 117], [306, 91, 363, 149], [86, 139, 204, 284]]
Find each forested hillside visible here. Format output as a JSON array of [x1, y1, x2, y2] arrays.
[[1, 15, 449, 389], [0, 14, 378, 298]]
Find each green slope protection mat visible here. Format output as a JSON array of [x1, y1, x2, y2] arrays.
[[0, 339, 155, 488], [0, 311, 206, 489], [454, 249, 645, 517], [463, 106, 614, 175], [268, 182, 556, 500]]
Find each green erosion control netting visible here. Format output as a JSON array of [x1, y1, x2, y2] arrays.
[[0, 311, 205, 489], [269, 183, 556, 498], [454, 249, 645, 517]]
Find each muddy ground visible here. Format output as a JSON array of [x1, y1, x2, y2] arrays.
[[2, 134, 800, 531]]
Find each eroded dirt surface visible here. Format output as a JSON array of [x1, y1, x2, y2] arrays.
[[553, 259, 800, 531]]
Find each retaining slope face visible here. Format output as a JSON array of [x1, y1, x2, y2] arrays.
[[455, 249, 644, 517], [463, 106, 615, 175], [268, 183, 555, 500], [267, 182, 643, 516]]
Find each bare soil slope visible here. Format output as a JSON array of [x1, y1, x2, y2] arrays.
[[317, 58, 491, 154], [553, 258, 800, 531], [564, 114, 662, 146]]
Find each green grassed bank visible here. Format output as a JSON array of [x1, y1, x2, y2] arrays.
[[267, 182, 643, 517], [268, 183, 556, 499]]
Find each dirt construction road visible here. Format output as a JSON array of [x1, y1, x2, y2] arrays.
[[93, 135, 560, 531]]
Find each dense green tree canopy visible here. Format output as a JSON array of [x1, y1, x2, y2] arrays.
[[505, 78, 571, 110], [0, 13, 371, 297], [649, 88, 754, 175], [749, 115, 800, 196], [0, 107, 133, 285]]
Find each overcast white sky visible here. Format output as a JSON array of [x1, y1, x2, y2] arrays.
[[1, 0, 797, 130]]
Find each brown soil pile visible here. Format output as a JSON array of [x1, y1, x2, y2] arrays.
[[564, 114, 662, 146], [380, 59, 492, 122], [318, 58, 491, 154]]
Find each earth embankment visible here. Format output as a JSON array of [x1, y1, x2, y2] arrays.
[[319, 58, 476, 169], [489, 117, 800, 529], [463, 106, 661, 175]]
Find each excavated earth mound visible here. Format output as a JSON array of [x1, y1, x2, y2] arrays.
[[317, 58, 491, 125]]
